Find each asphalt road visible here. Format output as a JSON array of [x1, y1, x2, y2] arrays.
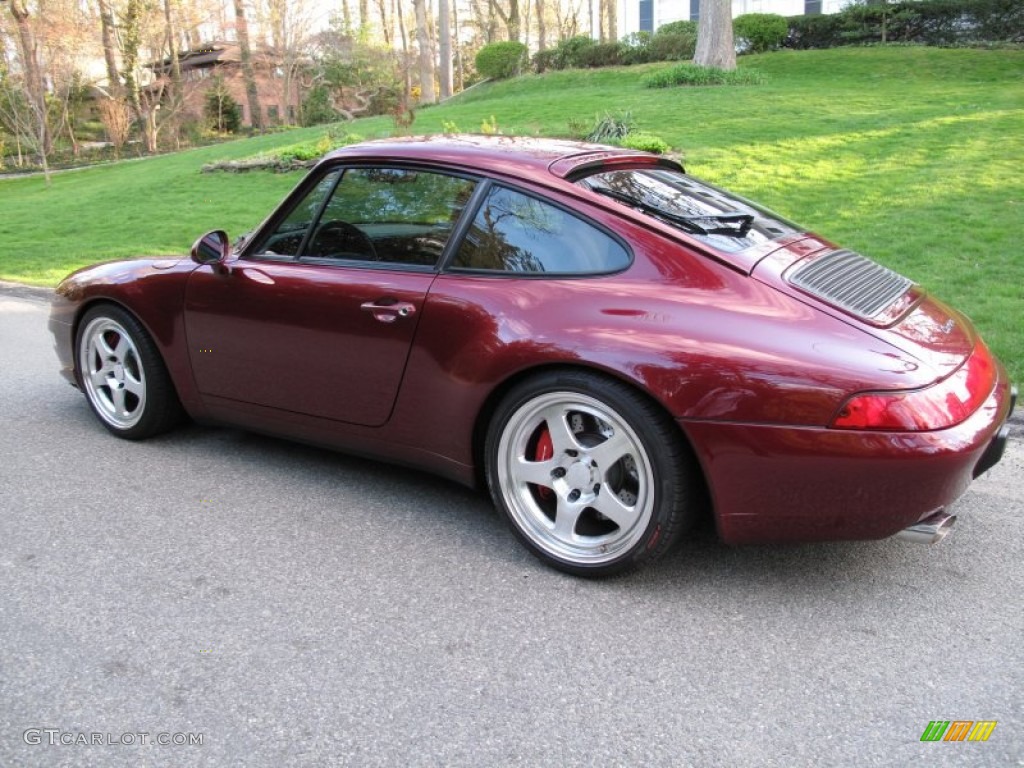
[[1, 284, 1021, 768]]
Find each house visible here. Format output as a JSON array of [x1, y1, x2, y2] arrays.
[[148, 41, 304, 128], [619, 0, 846, 37]]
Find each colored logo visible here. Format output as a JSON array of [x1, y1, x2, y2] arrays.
[[921, 721, 997, 742]]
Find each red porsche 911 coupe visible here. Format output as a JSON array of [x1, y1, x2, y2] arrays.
[[50, 136, 1015, 575]]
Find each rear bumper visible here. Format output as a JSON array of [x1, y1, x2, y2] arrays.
[[973, 385, 1016, 479], [682, 373, 1015, 546]]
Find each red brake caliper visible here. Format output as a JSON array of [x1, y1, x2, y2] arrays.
[[534, 427, 554, 500]]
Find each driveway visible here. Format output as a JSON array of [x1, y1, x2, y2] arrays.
[[1, 284, 1021, 767]]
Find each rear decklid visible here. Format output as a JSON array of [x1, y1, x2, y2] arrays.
[[753, 236, 977, 383]]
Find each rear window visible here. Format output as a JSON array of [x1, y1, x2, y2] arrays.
[[577, 169, 800, 254]]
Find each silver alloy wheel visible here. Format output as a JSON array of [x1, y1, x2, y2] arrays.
[[79, 316, 147, 431], [496, 391, 656, 565]]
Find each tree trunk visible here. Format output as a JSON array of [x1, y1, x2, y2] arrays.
[[163, 0, 183, 145], [413, 0, 435, 104], [694, 0, 736, 70], [438, 0, 452, 99], [121, 0, 144, 123], [233, 0, 263, 129], [508, 0, 520, 40], [8, 0, 51, 159], [395, 0, 412, 99], [359, 0, 370, 31], [341, 0, 352, 32], [535, 0, 547, 50], [605, 0, 616, 41], [97, 0, 121, 90], [375, 0, 392, 45], [452, 0, 463, 90]]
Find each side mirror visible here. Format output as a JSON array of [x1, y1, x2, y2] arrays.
[[190, 230, 231, 266]]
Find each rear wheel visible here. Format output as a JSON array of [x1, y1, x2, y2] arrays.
[[486, 371, 697, 576], [76, 305, 183, 439]]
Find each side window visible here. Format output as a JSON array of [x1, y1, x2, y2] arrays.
[[304, 168, 478, 267], [253, 170, 341, 258], [451, 185, 631, 274]]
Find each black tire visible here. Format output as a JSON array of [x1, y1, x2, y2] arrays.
[[485, 370, 697, 576], [75, 304, 184, 440]]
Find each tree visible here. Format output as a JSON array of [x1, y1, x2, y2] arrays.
[[413, 0, 434, 103], [694, 0, 736, 70], [233, 0, 263, 129], [601, 0, 616, 42], [535, 0, 547, 51], [438, 0, 452, 99], [262, 0, 315, 125], [96, 0, 121, 89], [205, 77, 242, 132], [6, 0, 52, 179], [489, 0, 521, 41]]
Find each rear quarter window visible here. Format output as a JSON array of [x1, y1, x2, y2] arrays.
[[450, 185, 631, 275]]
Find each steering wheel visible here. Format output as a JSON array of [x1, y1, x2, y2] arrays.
[[309, 220, 378, 261]]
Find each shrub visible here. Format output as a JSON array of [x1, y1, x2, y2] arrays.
[[644, 64, 765, 88], [301, 84, 340, 127], [618, 133, 670, 154], [532, 48, 560, 73], [620, 31, 654, 64], [655, 20, 698, 37], [734, 13, 789, 53], [551, 35, 598, 69], [785, 13, 845, 49], [586, 111, 635, 142], [784, 0, 1024, 49], [204, 79, 242, 133], [578, 41, 626, 67], [649, 32, 698, 61], [475, 41, 528, 79]]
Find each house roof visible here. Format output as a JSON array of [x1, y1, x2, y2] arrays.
[[148, 42, 241, 73]]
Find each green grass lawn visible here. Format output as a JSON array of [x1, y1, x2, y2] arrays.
[[1, 46, 1021, 381]]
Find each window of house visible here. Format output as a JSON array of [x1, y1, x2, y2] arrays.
[[690, 0, 700, 21], [266, 104, 279, 121], [639, 0, 653, 32], [450, 185, 630, 275], [805, 0, 822, 14]]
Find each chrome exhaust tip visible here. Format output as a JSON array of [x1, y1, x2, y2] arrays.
[[895, 511, 956, 545]]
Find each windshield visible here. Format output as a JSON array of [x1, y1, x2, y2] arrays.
[[577, 169, 801, 254]]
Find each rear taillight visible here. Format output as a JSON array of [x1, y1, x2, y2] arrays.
[[831, 343, 996, 431]]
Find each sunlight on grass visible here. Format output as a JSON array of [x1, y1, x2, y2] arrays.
[[1, 46, 1021, 380]]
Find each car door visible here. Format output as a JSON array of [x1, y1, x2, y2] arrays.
[[184, 165, 479, 427]]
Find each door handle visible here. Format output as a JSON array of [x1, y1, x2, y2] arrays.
[[360, 301, 417, 323]]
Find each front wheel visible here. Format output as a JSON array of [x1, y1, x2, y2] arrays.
[[486, 371, 697, 576], [76, 305, 183, 440]]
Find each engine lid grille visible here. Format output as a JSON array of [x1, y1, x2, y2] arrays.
[[788, 249, 913, 321]]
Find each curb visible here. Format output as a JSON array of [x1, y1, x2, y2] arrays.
[[0, 280, 52, 303]]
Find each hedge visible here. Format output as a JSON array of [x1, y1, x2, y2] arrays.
[[786, 0, 1023, 48]]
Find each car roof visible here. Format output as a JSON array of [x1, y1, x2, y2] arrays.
[[320, 135, 682, 180]]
